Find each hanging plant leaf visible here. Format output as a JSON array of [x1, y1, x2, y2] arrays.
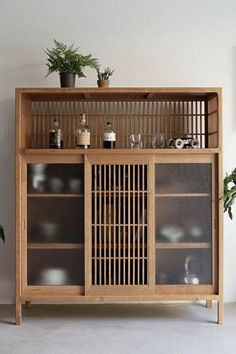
[[223, 168, 236, 219], [0, 224, 5, 243]]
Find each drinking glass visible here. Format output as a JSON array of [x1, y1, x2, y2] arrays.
[[152, 133, 165, 148], [129, 134, 143, 149]]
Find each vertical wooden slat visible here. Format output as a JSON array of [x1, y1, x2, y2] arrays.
[[142, 164, 145, 284], [195, 100, 198, 142], [143, 101, 146, 147], [128, 164, 131, 285], [172, 101, 178, 137], [190, 101, 193, 137], [113, 165, 116, 285], [132, 164, 135, 285], [125, 101, 128, 148], [99, 164, 102, 285], [104, 164, 107, 285], [94, 165, 97, 285], [58, 102, 63, 148], [123, 165, 126, 285], [108, 164, 111, 285], [38, 103, 41, 148], [118, 164, 121, 285], [200, 100, 203, 148], [42, 103, 46, 148], [137, 165, 140, 285], [186, 101, 189, 136]]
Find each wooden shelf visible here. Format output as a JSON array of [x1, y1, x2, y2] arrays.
[[155, 242, 211, 249], [27, 193, 83, 198], [23, 148, 220, 155], [27, 243, 84, 250], [155, 193, 210, 197]]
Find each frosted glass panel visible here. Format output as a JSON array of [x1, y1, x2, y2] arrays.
[[27, 164, 84, 194], [155, 249, 211, 285], [27, 164, 85, 286], [155, 163, 211, 193], [155, 163, 212, 285], [27, 198, 84, 243], [28, 249, 84, 285], [155, 197, 211, 243], [27, 163, 84, 244]]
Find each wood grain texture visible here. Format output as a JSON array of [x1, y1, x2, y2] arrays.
[[16, 87, 223, 324]]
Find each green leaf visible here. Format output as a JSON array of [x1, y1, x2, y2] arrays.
[[223, 168, 236, 219], [44, 39, 99, 78]]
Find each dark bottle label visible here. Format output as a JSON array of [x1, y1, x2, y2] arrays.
[[103, 141, 116, 149], [49, 132, 63, 149]]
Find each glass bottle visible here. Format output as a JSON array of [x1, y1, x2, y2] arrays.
[[76, 114, 90, 149], [103, 122, 116, 149], [49, 118, 63, 149]]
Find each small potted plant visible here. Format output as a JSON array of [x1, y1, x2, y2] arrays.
[[44, 39, 98, 87], [0, 224, 5, 243], [96, 67, 114, 88], [223, 167, 236, 219]]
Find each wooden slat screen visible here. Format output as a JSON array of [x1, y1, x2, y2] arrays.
[[91, 163, 148, 286], [29, 99, 214, 149]]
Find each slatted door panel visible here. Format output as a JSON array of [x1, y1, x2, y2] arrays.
[[85, 155, 155, 295]]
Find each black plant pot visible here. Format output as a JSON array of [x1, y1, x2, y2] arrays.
[[60, 72, 76, 88]]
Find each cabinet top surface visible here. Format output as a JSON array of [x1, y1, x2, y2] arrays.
[[15, 87, 222, 100]]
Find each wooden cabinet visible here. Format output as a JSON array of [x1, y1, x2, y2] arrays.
[[15, 88, 223, 325]]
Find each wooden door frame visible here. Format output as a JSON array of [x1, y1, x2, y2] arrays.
[[154, 154, 218, 295], [84, 154, 155, 295]]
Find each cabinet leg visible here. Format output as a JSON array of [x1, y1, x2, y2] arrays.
[[206, 300, 212, 308], [24, 301, 32, 309], [217, 299, 224, 324], [15, 298, 22, 326]]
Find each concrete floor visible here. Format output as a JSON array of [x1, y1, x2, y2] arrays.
[[0, 303, 236, 354]]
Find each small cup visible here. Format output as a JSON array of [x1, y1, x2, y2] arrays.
[[129, 134, 143, 149], [30, 164, 47, 173], [39, 221, 59, 241], [32, 174, 46, 192], [68, 178, 82, 193], [48, 177, 63, 193], [152, 133, 165, 148]]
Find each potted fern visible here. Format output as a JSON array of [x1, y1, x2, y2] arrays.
[[44, 39, 98, 87], [223, 167, 236, 219], [0, 224, 5, 243], [96, 67, 114, 88]]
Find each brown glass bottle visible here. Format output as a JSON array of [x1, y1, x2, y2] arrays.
[[49, 118, 63, 149], [103, 122, 116, 149]]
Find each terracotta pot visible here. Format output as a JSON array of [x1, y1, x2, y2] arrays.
[[97, 79, 110, 88], [60, 72, 76, 88]]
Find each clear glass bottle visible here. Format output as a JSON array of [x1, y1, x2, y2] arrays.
[[103, 122, 116, 149], [76, 114, 90, 149], [49, 118, 63, 149]]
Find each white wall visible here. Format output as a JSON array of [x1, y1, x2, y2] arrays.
[[0, 0, 236, 303]]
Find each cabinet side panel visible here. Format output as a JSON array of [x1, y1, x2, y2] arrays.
[[84, 157, 92, 293]]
